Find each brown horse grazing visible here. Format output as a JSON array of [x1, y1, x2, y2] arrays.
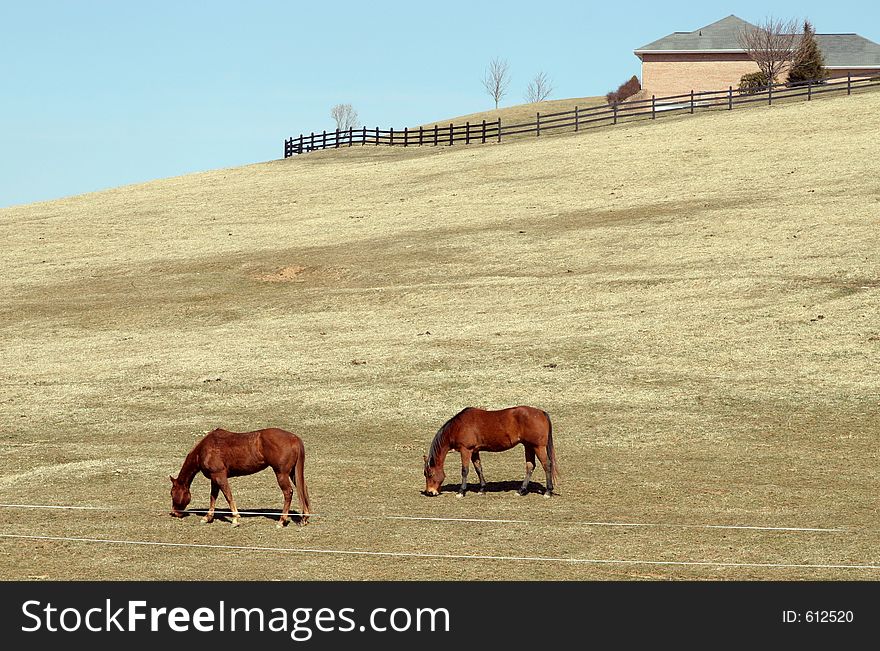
[[170, 427, 311, 528], [423, 406, 557, 498]]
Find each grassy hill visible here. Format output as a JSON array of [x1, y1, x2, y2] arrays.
[[1, 90, 879, 580], [418, 94, 606, 128]]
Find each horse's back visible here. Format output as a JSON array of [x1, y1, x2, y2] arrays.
[[455, 405, 549, 449], [206, 427, 300, 445], [200, 427, 303, 474], [461, 405, 546, 428]]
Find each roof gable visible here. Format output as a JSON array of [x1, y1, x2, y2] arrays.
[[635, 15, 755, 52]]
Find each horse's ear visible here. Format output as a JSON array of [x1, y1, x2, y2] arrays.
[[423, 455, 428, 466], [169, 475, 176, 484]]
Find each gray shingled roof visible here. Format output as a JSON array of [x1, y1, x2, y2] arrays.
[[815, 34, 880, 67], [635, 14, 880, 67], [636, 15, 753, 52]]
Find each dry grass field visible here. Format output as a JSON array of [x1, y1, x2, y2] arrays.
[[1, 89, 879, 580], [418, 94, 606, 128]]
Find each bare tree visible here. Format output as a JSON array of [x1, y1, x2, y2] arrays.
[[738, 17, 799, 85], [482, 57, 510, 109], [524, 72, 553, 103], [330, 103, 359, 131]]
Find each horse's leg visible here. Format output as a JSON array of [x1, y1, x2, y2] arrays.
[[457, 448, 473, 498], [534, 445, 554, 497], [472, 451, 487, 495], [216, 475, 241, 527], [518, 447, 536, 496], [201, 482, 220, 524], [275, 470, 293, 529]]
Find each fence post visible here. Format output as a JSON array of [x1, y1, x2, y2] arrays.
[[310, 132, 315, 151], [536, 112, 541, 136], [807, 80, 812, 101], [651, 95, 656, 119], [466, 121, 470, 145], [728, 86, 732, 110], [348, 127, 352, 146], [375, 127, 379, 146], [390, 127, 394, 146], [613, 103, 618, 125], [497, 118, 502, 143], [847, 72, 851, 95], [434, 124, 438, 146], [574, 106, 579, 132], [404, 127, 408, 147], [449, 123, 453, 146], [690, 90, 694, 113], [419, 126, 423, 146], [335, 128, 340, 148], [298, 135, 303, 154], [481, 119, 486, 144], [768, 83, 772, 106], [362, 126, 366, 145]]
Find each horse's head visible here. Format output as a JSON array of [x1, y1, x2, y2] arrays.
[[423, 455, 445, 496], [169, 475, 191, 517]]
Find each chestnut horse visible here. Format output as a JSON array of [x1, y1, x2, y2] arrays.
[[423, 406, 557, 497], [170, 427, 311, 527]]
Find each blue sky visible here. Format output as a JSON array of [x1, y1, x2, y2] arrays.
[[1, 1, 877, 207]]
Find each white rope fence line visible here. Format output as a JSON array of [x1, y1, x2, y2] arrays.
[[1, 533, 878, 571], [0, 502, 849, 533]]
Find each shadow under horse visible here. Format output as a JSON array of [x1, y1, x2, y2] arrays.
[[169, 427, 311, 527]]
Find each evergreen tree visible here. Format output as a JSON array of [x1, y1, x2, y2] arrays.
[[787, 21, 827, 85]]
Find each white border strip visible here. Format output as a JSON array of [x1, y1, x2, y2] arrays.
[[0, 503, 847, 533], [1, 533, 878, 571]]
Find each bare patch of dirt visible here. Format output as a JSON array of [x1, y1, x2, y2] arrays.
[[256, 265, 307, 283]]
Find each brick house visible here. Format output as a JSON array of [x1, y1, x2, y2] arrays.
[[635, 15, 880, 97]]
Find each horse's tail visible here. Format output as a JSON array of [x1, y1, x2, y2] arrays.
[[293, 438, 312, 523], [543, 410, 559, 488]]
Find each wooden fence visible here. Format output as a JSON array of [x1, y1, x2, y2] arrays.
[[283, 74, 879, 158]]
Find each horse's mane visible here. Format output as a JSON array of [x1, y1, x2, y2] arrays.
[[427, 408, 469, 466]]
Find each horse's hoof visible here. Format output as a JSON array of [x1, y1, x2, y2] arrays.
[[276, 521, 286, 529], [477, 491, 486, 497], [543, 491, 553, 499], [201, 516, 212, 524], [231, 519, 241, 528], [456, 492, 465, 499]]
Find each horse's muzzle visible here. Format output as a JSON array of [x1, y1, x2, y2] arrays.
[[423, 490, 439, 497], [170, 510, 185, 518]]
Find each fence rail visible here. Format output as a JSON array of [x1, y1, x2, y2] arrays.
[[283, 74, 879, 158]]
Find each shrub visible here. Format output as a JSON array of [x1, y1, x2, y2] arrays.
[[739, 71, 770, 95], [606, 75, 641, 105], [617, 75, 641, 101]]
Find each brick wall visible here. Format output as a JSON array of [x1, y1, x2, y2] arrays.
[[826, 68, 880, 80], [641, 52, 760, 96], [640, 53, 880, 97]]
